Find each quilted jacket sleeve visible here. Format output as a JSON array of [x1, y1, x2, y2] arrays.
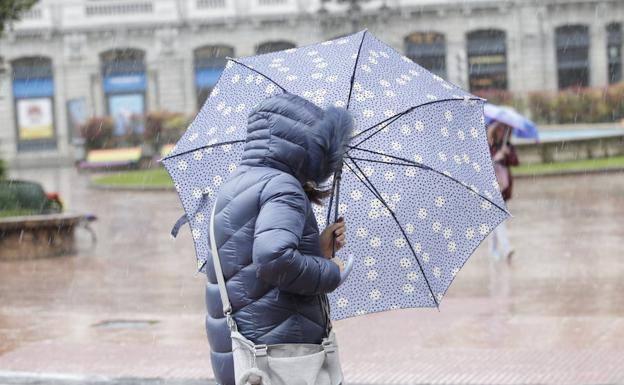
[[253, 174, 341, 295]]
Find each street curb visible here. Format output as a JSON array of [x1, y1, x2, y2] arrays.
[[87, 167, 624, 191], [0, 372, 215, 385], [0, 372, 381, 385], [88, 181, 175, 192], [514, 166, 624, 179]]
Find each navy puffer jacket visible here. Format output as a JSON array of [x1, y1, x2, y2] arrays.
[[205, 93, 353, 385]]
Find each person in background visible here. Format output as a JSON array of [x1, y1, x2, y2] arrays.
[[487, 121, 519, 261]]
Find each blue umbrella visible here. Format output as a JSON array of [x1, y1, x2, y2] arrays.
[[484, 103, 539, 140], [163, 30, 510, 320]]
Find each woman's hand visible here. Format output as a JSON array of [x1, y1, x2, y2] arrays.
[[332, 256, 345, 272], [320, 217, 346, 259]]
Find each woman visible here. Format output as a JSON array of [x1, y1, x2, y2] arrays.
[[487, 121, 519, 261], [205, 93, 352, 385]]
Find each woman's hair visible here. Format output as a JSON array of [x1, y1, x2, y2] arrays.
[[303, 181, 331, 205]]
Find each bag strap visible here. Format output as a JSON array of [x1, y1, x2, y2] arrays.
[[209, 201, 233, 317]]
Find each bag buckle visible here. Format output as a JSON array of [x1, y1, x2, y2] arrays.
[[322, 338, 336, 353], [226, 314, 238, 332], [254, 344, 268, 357]]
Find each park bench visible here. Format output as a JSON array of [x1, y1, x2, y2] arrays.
[[79, 147, 142, 170], [0, 213, 96, 260]]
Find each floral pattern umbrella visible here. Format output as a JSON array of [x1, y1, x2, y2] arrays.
[[163, 30, 510, 320]]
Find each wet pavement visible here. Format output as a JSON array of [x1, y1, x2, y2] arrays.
[[1, 168, 624, 384]]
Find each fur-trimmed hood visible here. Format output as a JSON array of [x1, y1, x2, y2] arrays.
[[241, 93, 353, 184]]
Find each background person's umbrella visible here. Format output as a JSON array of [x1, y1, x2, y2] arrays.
[[484, 103, 539, 140], [163, 30, 510, 320]]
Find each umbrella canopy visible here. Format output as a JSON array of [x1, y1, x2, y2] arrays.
[[484, 103, 539, 140], [163, 30, 510, 320]]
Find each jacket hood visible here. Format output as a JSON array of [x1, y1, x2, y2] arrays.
[[241, 93, 354, 185]]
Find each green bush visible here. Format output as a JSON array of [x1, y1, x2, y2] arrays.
[[473, 89, 526, 112], [80, 117, 115, 150], [529, 82, 624, 124], [81, 112, 190, 151], [0, 158, 6, 180], [144, 111, 190, 148], [0, 180, 62, 215]]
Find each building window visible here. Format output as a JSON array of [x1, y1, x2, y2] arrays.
[[404, 32, 446, 78], [196, 0, 225, 9], [555, 25, 590, 89], [466, 29, 508, 91], [607, 23, 622, 84], [100, 49, 147, 137], [258, 0, 287, 5], [256, 41, 296, 55], [194, 45, 234, 108], [11, 57, 57, 151]]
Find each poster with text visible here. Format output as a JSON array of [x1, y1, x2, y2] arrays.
[[67, 98, 88, 140], [108, 93, 145, 136], [17, 98, 55, 140]]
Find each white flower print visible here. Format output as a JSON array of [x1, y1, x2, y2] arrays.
[[394, 238, 406, 248], [369, 289, 382, 300]]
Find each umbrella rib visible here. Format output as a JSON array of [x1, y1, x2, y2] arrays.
[[226, 57, 288, 92], [343, 156, 440, 309], [160, 139, 245, 161], [348, 156, 424, 168], [346, 30, 368, 110], [346, 146, 510, 216], [351, 97, 483, 148]]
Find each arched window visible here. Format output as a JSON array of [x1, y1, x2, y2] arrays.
[[11, 56, 56, 151], [404, 32, 446, 78], [555, 25, 590, 89], [466, 29, 508, 91], [194, 45, 234, 108], [100, 48, 147, 136], [607, 23, 622, 84], [256, 41, 296, 55]]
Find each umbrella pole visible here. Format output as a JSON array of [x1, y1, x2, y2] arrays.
[[331, 167, 343, 259]]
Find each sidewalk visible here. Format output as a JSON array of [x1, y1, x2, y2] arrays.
[[1, 168, 623, 384]]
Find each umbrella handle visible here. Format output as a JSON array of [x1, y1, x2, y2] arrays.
[[331, 168, 343, 258]]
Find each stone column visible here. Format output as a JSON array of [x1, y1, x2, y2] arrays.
[[510, 4, 549, 94], [155, 28, 187, 113], [446, 28, 467, 89], [590, 22, 608, 87], [90, 71, 105, 117], [52, 59, 70, 160], [0, 62, 17, 162], [542, 18, 558, 91], [182, 52, 196, 115]]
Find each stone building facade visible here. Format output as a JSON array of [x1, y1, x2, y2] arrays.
[[0, 0, 622, 167]]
